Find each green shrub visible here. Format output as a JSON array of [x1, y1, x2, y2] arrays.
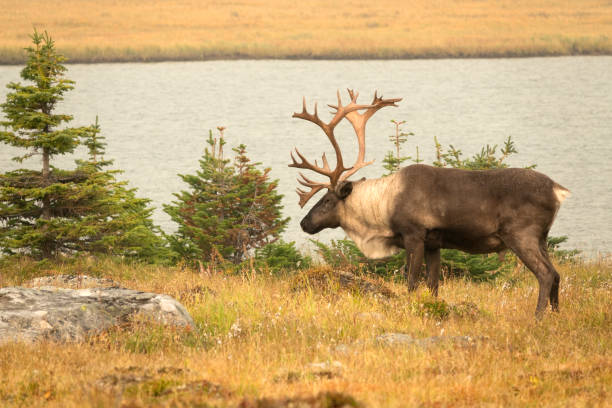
[[254, 240, 312, 273], [310, 238, 405, 278], [410, 291, 452, 320], [440, 249, 511, 281], [547, 235, 581, 263]]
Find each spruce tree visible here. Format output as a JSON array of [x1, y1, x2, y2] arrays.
[[0, 30, 89, 258], [382, 120, 414, 175], [0, 30, 165, 261], [164, 128, 289, 264]]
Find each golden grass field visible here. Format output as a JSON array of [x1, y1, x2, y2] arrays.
[[1, 0, 612, 63], [0, 257, 610, 407]]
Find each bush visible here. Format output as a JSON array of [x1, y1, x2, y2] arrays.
[[547, 235, 581, 263], [440, 249, 511, 281], [254, 240, 312, 273], [410, 291, 452, 320], [432, 135, 523, 169], [311, 238, 405, 278]]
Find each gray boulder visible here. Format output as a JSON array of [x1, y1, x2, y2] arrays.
[[0, 285, 195, 344]]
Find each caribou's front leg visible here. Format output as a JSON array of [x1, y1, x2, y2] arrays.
[[404, 236, 425, 291], [425, 247, 441, 296]]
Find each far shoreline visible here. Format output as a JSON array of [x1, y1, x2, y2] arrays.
[[1, 50, 611, 66], [3, 1, 610, 65]]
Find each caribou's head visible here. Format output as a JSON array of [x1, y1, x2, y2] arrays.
[[299, 182, 353, 234], [289, 89, 401, 234]]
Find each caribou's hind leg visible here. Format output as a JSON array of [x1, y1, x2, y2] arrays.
[[539, 241, 561, 312], [503, 232, 559, 317]]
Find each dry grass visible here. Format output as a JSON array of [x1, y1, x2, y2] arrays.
[[0, 256, 610, 407], [1, 0, 612, 63]]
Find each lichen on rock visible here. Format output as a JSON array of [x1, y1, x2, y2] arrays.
[[0, 281, 195, 344]]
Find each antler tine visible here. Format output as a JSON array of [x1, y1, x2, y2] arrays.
[[346, 88, 359, 102], [293, 97, 326, 130], [296, 185, 327, 208], [340, 90, 402, 182], [339, 158, 376, 183], [363, 91, 402, 121], [294, 172, 331, 208], [296, 172, 330, 208], [289, 154, 334, 208], [326, 89, 373, 130], [289, 148, 332, 176], [297, 172, 330, 189]]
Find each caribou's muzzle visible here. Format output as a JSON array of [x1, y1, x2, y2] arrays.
[[300, 217, 318, 234]]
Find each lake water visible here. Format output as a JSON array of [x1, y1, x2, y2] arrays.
[[1, 57, 611, 255]]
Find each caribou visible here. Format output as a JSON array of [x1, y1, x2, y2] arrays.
[[289, 89, 570, 316]]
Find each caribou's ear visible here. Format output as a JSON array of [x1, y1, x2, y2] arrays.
[[337, 181, 353, 199]]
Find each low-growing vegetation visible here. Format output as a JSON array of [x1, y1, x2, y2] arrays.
[[0, 256, 610, 407], [1, 0, 612, 63]]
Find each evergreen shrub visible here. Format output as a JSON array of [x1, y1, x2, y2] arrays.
[[164, 128, 289, 265]]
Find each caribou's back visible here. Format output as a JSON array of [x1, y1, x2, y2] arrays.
[[391, 165, 568, 253]]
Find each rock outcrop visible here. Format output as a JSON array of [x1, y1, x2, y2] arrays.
[[0, 278, 195, 344]]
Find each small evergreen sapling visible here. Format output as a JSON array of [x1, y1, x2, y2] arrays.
[[164, 128, 289, 265], [382, 120, 414, 175]]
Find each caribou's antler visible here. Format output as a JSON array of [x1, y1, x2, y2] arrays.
[[289, 89, 401, 207], [341, 90, 402, 182]]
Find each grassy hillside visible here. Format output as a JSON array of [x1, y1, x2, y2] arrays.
[[1, 0, 612, 63], [0, 257, 610, 406]]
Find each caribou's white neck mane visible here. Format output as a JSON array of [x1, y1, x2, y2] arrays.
[[338, 174, 403, 259]]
